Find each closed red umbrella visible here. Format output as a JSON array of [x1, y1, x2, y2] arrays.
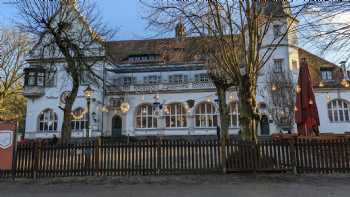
[[295, 58, 320, 136]]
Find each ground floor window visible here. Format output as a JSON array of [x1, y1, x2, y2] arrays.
[[71, 107, 88, 131], [164, 103, 187, 128], [195, 102, 217, 128], [229, 102, 239, 128], [136, 104, 157, 128], [328, 99, 350, 122], [38, 109, 58, 132]]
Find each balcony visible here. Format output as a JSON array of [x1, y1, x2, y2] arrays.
[[107, 81, 216, 94], [23, 86, 45, 98], [23, 66, 46, 98]]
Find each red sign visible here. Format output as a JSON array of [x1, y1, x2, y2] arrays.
[[0, 123, 16, 170]]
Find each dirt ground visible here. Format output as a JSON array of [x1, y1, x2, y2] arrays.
[[1, 174, 350, 197]]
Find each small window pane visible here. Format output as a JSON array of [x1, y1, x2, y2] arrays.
[[229, 102, 239, 128], [328, 110, 333, 122]]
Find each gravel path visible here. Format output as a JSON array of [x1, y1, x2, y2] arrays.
[[1, 174, 350, 197]]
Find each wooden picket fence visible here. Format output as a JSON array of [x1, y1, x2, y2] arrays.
[[1, 138, 350, 179]]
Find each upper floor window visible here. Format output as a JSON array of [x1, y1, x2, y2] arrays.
[[37, 73, 45, 86], [328, 99, 350, 122], [71, 107, 88, 132], [229, 102, 239, 128], [273, 24, 282, 39], [27, 72, 36, 86], [273, 59, 283, 73], [127, 54, 161, 63], [144, 75, 161, 84], [195, 102, 217, 128], [80, 71, 90, 85], [135, 104, 158, 128], [164, 103, 187, 128], [292, 60, 298, 71], [24, 67, 56, 87], [168, 74, 188, 84], [194, 73, 209, 82], [321, 70, 333, 81], [122, 76, 136, 85], [45, 71, 56, 87], [38, 109, 58, 132], [24, 66, 46, 87]]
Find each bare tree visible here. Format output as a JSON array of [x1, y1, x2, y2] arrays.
[[300, 2, 350, 65], [143, 0, 306, 142], [13, 0, 113, 141], [264, 67, 296, 132], [207, 49, 237, 173], [0, 28, 29, 127], [0, 28, 29, 100]]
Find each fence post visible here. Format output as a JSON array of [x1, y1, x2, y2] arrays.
[[32, 142, 40, 180], [94, 138, 101, 176], [156, 139, 161, 175], [11, 141, 18, 181], [289, 139, 297, 175]]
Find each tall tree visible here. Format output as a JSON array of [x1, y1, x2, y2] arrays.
[[0, 28, 28, 127], [207, 44, 238, 173], [13, 0, 112, 141], [143, 0, 305, 141]]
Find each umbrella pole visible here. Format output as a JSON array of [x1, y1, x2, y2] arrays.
[[304, 123, 308, 136]]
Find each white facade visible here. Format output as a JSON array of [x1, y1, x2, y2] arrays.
[[23, 9, 350, 139], [315, 89, 350, 133]]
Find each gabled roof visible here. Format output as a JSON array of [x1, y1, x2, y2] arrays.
[[106, 36, 348, 89], [298, 48, 347, 89], [105, 37, 207, 65]]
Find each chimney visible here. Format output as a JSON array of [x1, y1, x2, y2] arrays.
[[175, 18, 186, 41], [340, 61, 349, 80], [61, 0, 77, 6]]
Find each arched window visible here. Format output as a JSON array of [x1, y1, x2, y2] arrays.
[[71, 107, 88, 132], [195, 102, 217, 128], [229, 102, 239, 128], [164, 103, 187, 128], [328, 99, 350, 122], [38, 109, 58, 132], [136, 104, 157, 128]]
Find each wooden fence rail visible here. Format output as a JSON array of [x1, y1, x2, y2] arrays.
[[1, 138, 350, 179]]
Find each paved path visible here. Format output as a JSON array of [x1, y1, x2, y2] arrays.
[[1, 174, 350, 197]]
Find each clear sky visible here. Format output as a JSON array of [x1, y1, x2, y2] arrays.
[[0, 0, 345, 64], [0, 0, 155, 40]]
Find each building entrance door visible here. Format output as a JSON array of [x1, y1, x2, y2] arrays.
[[111, 115, 122, 137], [260, 115, 270, 135]]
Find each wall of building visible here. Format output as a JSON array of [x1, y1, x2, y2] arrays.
[[24, 63, 105, 139], [315, 89, 350, 133]]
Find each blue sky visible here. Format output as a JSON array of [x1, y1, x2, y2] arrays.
[[0, 0, 155, 40], [0, 0, 345, 64]]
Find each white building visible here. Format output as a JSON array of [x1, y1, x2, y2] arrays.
[[22, 3, 350, 139]]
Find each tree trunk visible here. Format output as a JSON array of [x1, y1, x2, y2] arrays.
[[61, 73, 79, 142], [238, 76, 259, 142], [216, 85, 229, 173]]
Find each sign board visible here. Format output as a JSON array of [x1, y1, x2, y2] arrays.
[[0, 131, 13, 149], [0, 124, 16, 170]]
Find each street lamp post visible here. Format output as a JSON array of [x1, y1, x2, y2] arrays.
[[84, 85, 93, 139]]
